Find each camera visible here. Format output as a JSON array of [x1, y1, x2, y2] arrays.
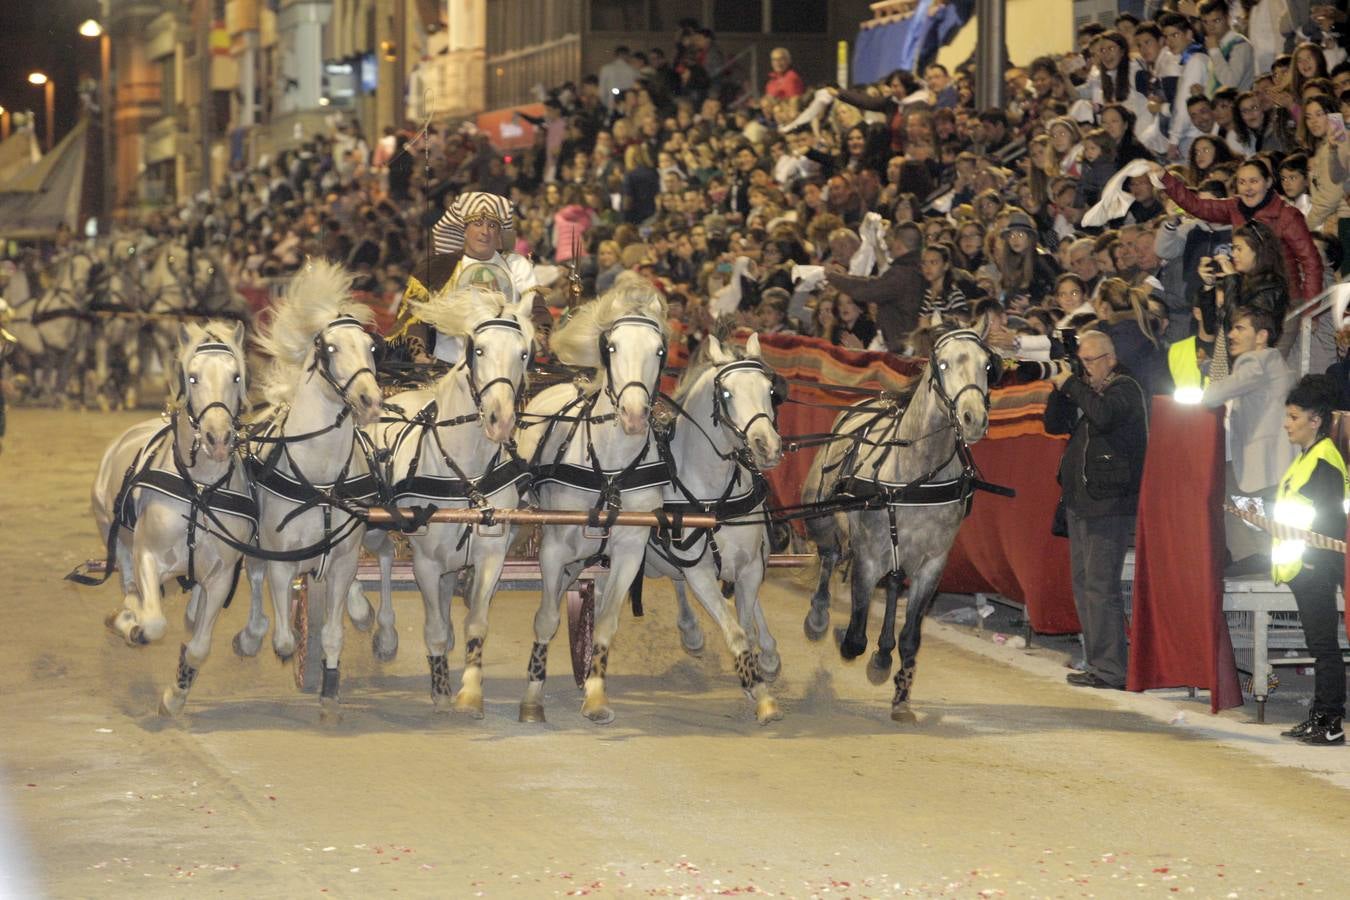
[[1014, 359, 1075, 382]]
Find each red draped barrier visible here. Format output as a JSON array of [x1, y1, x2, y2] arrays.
[[1128, 400, 1243, 711], [754, 333, 1079, 634]]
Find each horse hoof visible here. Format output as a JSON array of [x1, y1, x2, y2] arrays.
[[274, 643, 296, 664], [756, 695, 782, 725], [127, 626, 150, 647], [372, 627, 398, 662], [231, 631, 259, 658], [158, 689, 186, 718], [347, 590, 373, 632], [319, 699, 343, 726], [835, 627, 865, 661], [890, 703, 917, 724], [431, 692, 454, 714], [866, 653, 893, 685], [452, 691, 485, 719], [518, 701, 546, 724], [581, 698, 615, 725], [803, 609, 829, 641], [679, 632, 706, 658], [758, 651, 782, 683]]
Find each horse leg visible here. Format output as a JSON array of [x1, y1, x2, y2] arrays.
[[805, 540, 838, 641], [891, 555, 949, 723], [673, 580, 706, 657], [685, 564, 781, 724], [317, 553, 360, 724], [122, 331, 141, 409], [837, 546, 881, 661], [868, 571, 904, 685], [185, 583, 202, 632], [411, 549, 454, 712], [454, 545, 507, 718], [129, 538, 168, 644], [106, 536, 142, 643], [371, 534, 399, 661], [160, 563, 233, 716], [91, 333, 111, 413], [582, 528, 649, 725], [732, 559, 781, 682], [519, 534, 576, 724], [231, 557, 270, 658], [266, 562, 300, 661]]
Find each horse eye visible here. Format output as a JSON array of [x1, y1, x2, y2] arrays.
[[722, 390, 732, 399], [326, 345, 337, 354], [939, 361, 948, 370], [234, 374, 241, 383], [520, 350, 529, 361], [608, 344, 616, 354], [475, 347, 484, 356], [188, 375, 198, 385]]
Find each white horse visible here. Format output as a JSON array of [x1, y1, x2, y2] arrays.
[[189, 247, 253, 325], [7, 249, 98, 404], [643, 334, 784, 723], [85, 321, 251, 714], [513, 273, 669, 725], [237, 261, 383, 723], [802, 327, 996, 721], [360, 286, 536, 715], [87, 234, 152, 410]]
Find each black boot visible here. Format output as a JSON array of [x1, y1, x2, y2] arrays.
[[1281, 713, 1318, 738], [1298, 713, 1345, 746]]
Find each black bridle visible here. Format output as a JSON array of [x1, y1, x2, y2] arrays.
[[598, 315, 666, 411], [710, 358, 784, 454], [927, 328, 997, 429], [174, 338, 244, 467], [309, 315, 380, 416], [461, 316, 530, 414]]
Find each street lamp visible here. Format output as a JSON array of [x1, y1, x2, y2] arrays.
[[79, 18, 113, 229], [0, 105, 8, 142], [28, 72, 53, 152]]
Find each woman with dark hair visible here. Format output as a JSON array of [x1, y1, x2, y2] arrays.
[[919, 242, 978, 320], [759, 235, 809, 293], [1229, 90, 1269, 155], [1186, 134, 1237, 185], [1088, 31, 1153, 129], [1152, 157, 1323, 300], [830, 69, 922, 154], [997, 210, 1062, 309], [1200, 220, 1293, 372], [1271, 374, 1348, 745], [1100, 103, 1154, 167], [828, 291, 878, 349], [953, 220, 988, 272], [1300, 94, 1350, 243]]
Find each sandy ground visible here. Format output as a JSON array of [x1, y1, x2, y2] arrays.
[[4, 406, 1350, 899]]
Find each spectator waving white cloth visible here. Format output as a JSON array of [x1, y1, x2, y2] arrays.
[[711, 256, 756, 318], [784, 88, 836, 134], [1082, 159, 1160, 227], [849, 212, 891, 276]]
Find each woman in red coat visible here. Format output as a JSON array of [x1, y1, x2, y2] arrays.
[[1149, 158, 1323, 301]]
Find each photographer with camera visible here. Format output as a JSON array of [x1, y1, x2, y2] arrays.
[[1044, 331, 1150, 690]]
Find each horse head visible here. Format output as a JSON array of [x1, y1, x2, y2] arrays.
[[409, 285, 537, 444], [929, 326, 997, 444], [705, 333, 783, 469], [174, 321, 248, 464], [311, 315, 383, 427]]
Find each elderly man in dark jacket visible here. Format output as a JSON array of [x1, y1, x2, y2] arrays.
[[1044, 330, 1150, 690], [823, 221, 925, 353]]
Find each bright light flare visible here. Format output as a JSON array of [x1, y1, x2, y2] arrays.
[[28, 72, 49, 86], [79, 19, 104, 37]]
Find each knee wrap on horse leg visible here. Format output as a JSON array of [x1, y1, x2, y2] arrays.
[[587, 644, 609, 681], [892, 663, 916, 705], [527, 641, 548, 683], [321, 660, 340, 700], [175, 644, 199, 692], [428, 654, 451, 696], [734, 649, 763, 690], [465, 637, 484, 668]]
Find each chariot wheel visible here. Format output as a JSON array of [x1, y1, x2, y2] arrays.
[[565, 581, 595, 689]]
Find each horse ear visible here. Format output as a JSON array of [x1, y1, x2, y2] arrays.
[[976, 317, 990, 341], [178, 323, 192, 348], [706, 334, 728, 362], [231, 320, 246, 349], [745, 332, 762, 359]]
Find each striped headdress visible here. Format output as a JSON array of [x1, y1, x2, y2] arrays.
[[431, 192, 515, 255]]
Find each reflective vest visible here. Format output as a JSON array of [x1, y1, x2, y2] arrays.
[[1271, 437, 1348, 584], [1167, 337, 1207, 400]]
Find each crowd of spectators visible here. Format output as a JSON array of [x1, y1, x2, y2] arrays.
[[120, 3, 1350, 398]]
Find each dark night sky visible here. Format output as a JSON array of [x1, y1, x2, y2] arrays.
[[0, 0, 104, 144]]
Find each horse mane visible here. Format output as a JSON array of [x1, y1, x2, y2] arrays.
[[672, 338, 745, 404], [252, 260, 374, 405], [550, 272, 669, 369], [408, 285, 526, 340]]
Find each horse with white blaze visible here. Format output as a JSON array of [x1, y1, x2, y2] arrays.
[[803, 326, 1001, 721], [512, 273, 670, 725], [235, 261, 383, 723], [360, 285, 536, 716], [83, 321, 252, 715]]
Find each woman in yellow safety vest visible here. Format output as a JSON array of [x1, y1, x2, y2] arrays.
[[1273, 375, 1349, 746]]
